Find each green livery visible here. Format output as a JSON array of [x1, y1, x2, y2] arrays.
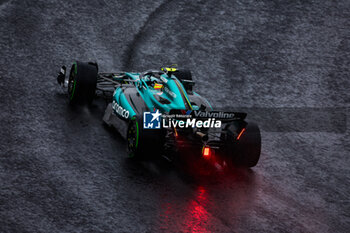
[[57, 62, 261, 169]]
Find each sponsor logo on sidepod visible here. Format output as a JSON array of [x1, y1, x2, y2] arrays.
[[112, 101, 129, 118], [163, 86, 176, 98]]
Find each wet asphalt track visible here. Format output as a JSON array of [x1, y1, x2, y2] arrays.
[[0, 0, 349, 232]]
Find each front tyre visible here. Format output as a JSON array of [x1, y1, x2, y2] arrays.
[[68, 61, 98, 105]]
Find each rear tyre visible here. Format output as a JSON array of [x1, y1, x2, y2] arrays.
[[223, 121, 261, 167], [68, 61, 98, 105], [126, 115, 165, 159]]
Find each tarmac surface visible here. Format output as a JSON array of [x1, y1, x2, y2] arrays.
[[0, 0, 349, 232]]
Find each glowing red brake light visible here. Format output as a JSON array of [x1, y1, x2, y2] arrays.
[[202, 146, 211, 158], [237, 128, 246, 140]]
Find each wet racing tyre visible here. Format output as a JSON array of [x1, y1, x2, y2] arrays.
[[223, 121, 261, 167], [68, 61, 98, 105]]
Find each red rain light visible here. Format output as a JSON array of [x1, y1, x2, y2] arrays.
[[202, 147, 211, 158], [237, 128, 246, 140]]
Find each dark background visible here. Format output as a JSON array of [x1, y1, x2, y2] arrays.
[[0, 0, 349, 232]]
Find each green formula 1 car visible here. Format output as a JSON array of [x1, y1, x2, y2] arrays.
[[57, 61, 261, 168]]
